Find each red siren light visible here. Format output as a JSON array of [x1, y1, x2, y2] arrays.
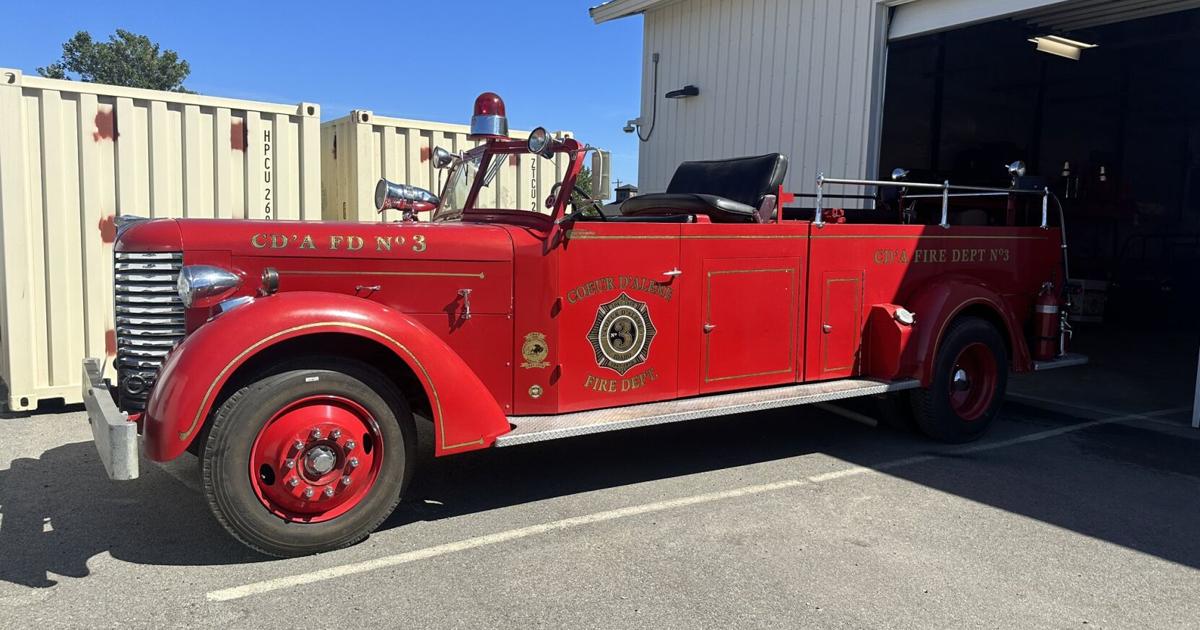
[[469, 92, 508, 140]]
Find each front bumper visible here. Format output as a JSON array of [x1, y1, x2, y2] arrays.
[[83, 358, 139, 480]]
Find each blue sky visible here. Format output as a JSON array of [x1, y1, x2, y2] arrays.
[[0, 0, 645, 186]]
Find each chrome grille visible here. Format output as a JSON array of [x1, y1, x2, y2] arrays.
[[114, 252, 185, 411]]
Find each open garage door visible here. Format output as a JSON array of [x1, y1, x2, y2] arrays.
[[880, 4, 1200, 427], [891, 0, 1200, 40]]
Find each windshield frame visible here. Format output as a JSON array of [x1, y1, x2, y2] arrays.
[[433, 137, 587, 225]]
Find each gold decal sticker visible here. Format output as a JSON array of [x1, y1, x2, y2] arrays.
[[584, 366, 658, 394], [520, 332, 550, 369], [565, 275, 673, 304], [587, 293, 657, 375], [249, 233, 430, 254], [873, 247, 1010, 265], [528, 384, 544, 399]]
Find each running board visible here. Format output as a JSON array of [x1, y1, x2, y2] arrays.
[[495, 378, 920, 447], [1032, 353, 1089, 371]]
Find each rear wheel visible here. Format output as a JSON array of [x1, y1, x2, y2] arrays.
[[201, 357, 413, 557], [911, 317, 1008, 443]]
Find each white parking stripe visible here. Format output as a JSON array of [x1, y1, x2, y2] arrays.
[[207, 405, 1188, 602]]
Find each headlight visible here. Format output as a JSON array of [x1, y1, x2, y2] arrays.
[[177, 265, 242, 308], [527, 126, 553, 158]]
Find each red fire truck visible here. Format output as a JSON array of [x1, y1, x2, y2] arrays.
[[84, 93, 1085, 556]]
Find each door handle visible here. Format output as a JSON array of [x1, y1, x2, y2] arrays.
[[703, 323, 716, 333], [458, 288, 473, 320], [822, 324, 833, 333], [663, 268, 683, 277]]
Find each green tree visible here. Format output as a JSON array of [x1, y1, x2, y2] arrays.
[[38, 29, 192, 93]]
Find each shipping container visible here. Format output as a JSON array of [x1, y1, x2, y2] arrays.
[[0, 68, 321, 410], [321, 111, 573, 222]]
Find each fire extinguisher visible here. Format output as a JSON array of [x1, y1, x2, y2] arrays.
[[1033, 282, 1062, 361]]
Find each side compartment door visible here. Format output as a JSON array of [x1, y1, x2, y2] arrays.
[[699, 258, 800, 393], [807, 270, 865, 380], [556, 224, 681, 412]]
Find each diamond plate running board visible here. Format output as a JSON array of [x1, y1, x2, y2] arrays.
[[495, 378, 920, 447]]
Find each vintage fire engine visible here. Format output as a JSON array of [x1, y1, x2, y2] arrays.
[[84, 92, 1085, 556]]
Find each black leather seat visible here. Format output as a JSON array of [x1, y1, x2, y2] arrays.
[[619, 153, 788, 223]]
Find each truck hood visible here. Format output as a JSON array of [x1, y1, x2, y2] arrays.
[[116, 218, 514, 262]]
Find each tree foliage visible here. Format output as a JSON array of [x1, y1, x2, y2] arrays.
[[38, 29, 192, 93]]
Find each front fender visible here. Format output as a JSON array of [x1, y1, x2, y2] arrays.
[[904, 276, 1031, 386], [143, 292, 510, 462]]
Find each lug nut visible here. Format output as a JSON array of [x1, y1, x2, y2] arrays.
[[285, 459, 295, 469], [344, 440, 356, 452], [348, 457, 359, 469], [341, 476, 352, 486], [293, 440, 305, 450], [323, 487, 335, 497], [288, 477, 300, 487], [303, 487, 314, 498], [331, 429, 342, 439], [310, 428, 323, 439]]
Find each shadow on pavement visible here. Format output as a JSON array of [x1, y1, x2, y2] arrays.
[[0, 442, 261, 588]]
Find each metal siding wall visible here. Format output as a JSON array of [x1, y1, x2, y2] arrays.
[[637, 0, 885, 196], [320, 114, 573, 222], [0, 68, 320, 410]]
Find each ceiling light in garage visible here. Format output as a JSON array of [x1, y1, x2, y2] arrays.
[[1028, 35, 1098, 60]]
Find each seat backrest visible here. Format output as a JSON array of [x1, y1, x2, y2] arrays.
[[665, 153, 789, 208]]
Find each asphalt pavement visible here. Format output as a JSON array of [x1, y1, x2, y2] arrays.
[[1, 373, 1198, 629]]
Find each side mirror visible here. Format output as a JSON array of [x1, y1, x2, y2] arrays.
[[431, 146, 456, 169], [1006, 160, 1027, 178], [591, 149, 612, 200], [375, 179, 440, 215], [891, 168, 910, 181], [527, 127, 554, 159]]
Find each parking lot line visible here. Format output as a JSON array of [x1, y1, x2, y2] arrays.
[[205, 405, 1187, 603]]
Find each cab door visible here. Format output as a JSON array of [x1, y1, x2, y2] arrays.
[[556, 223, 681, 412], [698, 257, 800, 394]]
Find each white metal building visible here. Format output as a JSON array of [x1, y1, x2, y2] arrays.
[[592, 0, 1200, 193]]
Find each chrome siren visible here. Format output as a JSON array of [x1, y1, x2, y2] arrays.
[[374, 179, 440, 217]]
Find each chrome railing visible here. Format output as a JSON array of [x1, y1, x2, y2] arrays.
[[813, 174, 1051, 229]]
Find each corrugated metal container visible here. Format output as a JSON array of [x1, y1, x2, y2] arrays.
[[321, 111, 572, 222], [0, 68, 321, 410]]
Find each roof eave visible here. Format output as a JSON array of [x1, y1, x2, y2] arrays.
[[589, 0, 674, 24]]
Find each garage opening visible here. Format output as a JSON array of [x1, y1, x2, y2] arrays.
[[879, 6, 1200, 414]]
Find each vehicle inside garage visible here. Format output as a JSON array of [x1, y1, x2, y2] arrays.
[[879, 3, 1200, 411]]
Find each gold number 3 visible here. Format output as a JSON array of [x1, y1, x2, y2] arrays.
[[412, 234, 427, 253]]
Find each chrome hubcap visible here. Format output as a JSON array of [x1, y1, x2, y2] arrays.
[[952, 367, 970, 392], [304, 445, 338, 476]]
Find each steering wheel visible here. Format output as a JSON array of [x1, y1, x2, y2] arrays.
[[549, 183, 607, 221]]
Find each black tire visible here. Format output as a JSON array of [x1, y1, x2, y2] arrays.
[[201, 357, 414, 557], [910, 317, 1008, 443]]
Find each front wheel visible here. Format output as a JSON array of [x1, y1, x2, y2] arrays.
[[910, 317, 1008, 443], [201, 358, 414, 557]]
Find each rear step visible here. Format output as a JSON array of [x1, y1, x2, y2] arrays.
[[496, 378, 920, 447], [1031, 352, 1089, 371]]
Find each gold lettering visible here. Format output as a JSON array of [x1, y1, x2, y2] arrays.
[[251, 233, 268, 248], [270, 234, 288, 249], [329, 235, 344, 250], [299, 235, 316, 250], [376, 236, 392, 252], [412, 234, 427, 253], [347, 235, 364, 251]]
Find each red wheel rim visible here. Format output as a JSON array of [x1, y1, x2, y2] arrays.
[[947, 342, 998, 422], [249, 395, 384, 523]]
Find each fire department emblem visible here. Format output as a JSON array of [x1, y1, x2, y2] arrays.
[[588, 293, 656, 375], [521, 332, 550, 369]]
